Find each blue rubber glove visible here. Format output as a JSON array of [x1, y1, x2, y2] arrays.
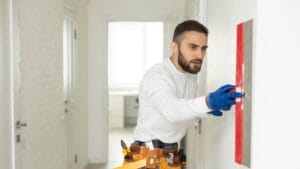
[[208, 110, 223, 116], [207, 84, 243, 110], [222, 105, 232, 111]]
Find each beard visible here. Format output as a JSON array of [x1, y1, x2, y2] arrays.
[[177, 48, 203, 74]]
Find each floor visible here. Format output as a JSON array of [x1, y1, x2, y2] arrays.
[[86, 126, 135, 169]]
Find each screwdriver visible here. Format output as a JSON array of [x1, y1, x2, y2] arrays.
[[121, 140, 131, 155]]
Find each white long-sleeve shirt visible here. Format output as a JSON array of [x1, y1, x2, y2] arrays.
[[133, 58, 211, 143]]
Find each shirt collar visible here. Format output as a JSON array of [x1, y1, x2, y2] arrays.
[[166, 58, 197, 79]]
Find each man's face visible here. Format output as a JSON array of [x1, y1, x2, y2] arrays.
[[174, 31, 208, 74]]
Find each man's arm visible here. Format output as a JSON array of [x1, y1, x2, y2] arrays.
[[142, 77, 210, 122]]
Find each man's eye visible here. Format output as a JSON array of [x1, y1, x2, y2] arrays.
[[191, 45, 197, 50]]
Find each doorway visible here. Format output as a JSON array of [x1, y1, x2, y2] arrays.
[[106, 21, 164, 168]]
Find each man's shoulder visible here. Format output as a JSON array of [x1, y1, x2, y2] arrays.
[[143, 60, 170, 80], [140, 60, 174, 94]]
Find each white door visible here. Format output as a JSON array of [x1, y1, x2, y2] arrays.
[[63, 12, 79, 169], [14, 0, 68, 169]]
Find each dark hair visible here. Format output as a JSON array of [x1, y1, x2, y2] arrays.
[[172, 20, 209, 43]]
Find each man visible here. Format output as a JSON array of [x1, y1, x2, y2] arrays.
[[132, 20, 243, 150]]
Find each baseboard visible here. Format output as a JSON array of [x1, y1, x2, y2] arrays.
[[81, 163, 89, 169], [88, 157, 107, 164]]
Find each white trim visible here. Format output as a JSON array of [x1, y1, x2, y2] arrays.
[[0, 0, 5, 168], [1, 0, 19, 169], [63, 10, 79, 169], [198, 0, 207, 24], [10, 0, 20, 168], [87, 158, 105, 164], [8, 0, 15, 168]]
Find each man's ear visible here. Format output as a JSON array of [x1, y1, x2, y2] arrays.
[[171, 42, 178, 54]]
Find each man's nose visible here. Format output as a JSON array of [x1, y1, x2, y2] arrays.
[[196, 50, 205, 59]]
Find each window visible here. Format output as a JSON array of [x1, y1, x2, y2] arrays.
[[108, 22, 163, 91]]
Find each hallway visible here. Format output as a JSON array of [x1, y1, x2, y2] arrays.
[[2, 0, 300, 169]]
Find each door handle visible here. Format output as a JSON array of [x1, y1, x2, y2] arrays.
[[64, 99, 74, 105], [194, 118, 202, 134], [16, 121, 27, 129]]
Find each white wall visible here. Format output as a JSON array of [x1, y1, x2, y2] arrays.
[[74, 5, 89, 169], [87, 0, 186, 163], [108, 94, 124, 128], [0, 0, 5, 168], [204, 0, 256, 169], [253, 0, 300, 169], [185, 0, 198, 20], [205, 0, 300, 169], [184, 1, 209, 169]]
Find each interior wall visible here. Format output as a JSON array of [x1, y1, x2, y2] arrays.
[[108, 94, 124, 128], [74, 4, 89, 169], [204, 0, 256, 168], [0, 0, 5, 168], [184, 1, 208, 168], [185, 0, 198, 19], [87, 0, 186, 163], [205, 0, 300, 169], [1, 0, 89, 168], [253, 1, 300, 168]]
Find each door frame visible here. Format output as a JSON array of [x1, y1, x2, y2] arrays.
[[1, 0, 20, 169], [184, 0, 207, 169], [63, 5, 79, 169]]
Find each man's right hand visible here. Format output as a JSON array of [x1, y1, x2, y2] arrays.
[[206, 84, 243, 111]]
